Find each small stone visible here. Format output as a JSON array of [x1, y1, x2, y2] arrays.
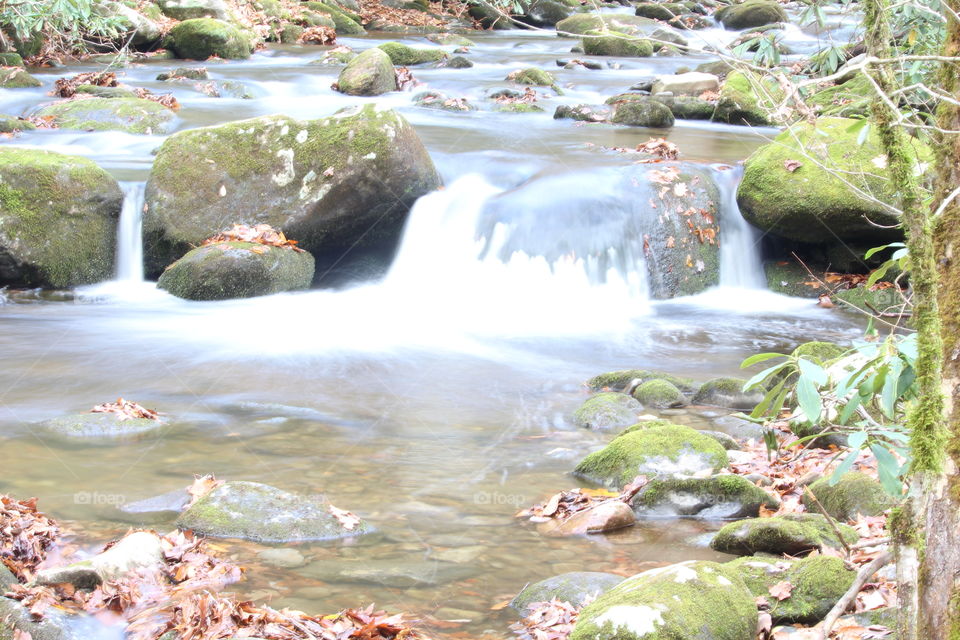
[[258, 548, 306, 568]]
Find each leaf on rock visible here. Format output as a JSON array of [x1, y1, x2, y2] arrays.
[[185, 474, 222, 507], [328, 505, 362, 531], [202, 224, 305, 252], [768, 581, 793, 601], [784, 159, 802, 172], [90, 398, 160, 422]]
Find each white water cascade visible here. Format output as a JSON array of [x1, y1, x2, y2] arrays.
[[714, 164, 766, 289], [116, 182, 145, 282]]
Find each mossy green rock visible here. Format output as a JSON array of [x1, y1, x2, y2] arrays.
[[556, 12, 655, 36], [164, 18, 254, 60], [34, 98, 176, 135], [634, 2, 685, 20], [508, 67, 555, 86], [495, 103, 545, 113], [39, 413, 163, 438], [632, 378, 685, 408], [304, 2, 365, 34], [175, 481, 373, 542], [713, 70, 780, 126], [575, 424, 728, 488], [808, 75, 872, 118], [737, 117, 921, 243], [728, 555, 855, 624], [156, 0, 231, 20], [611, 99, 675, 127], [794, 340, 845, 362], [0, 116, 36, 133], [378, 42, 445, 65], [0, 148, 120, 288], [693, 377, 763, 410], [511, 572, 625, 612], [0, 67, 40, 88], [582, 30, 653, 57], [0, 53, 24, 67], [143, 107, 439, 277], [803, 472, 896, 521], [74, 84, 139, 99], [523, 0, 572, 26], [710, 513, 859, 556], [336, 48, 398, 96], [631, 474, 779, 519], [571, 561, 757, 640], [716, 0, 786, 29], [573, 392, 642, 430], [587, 369, 698, 393], [157, 242, 315, 300]]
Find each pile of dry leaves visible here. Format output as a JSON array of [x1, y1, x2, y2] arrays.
[[90, 398, 160, 421], [494, 87, 540, 105], [510, 599, 583, 640], [0, 496, 61, 582], [396, 67, 421, 91], [202, 224, 305, 252], [298, 26, 337, 45], [359, 0, 461, 28]]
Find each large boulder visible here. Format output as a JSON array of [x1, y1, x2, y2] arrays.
[[572, 392, 642, 430], [176, 481, 373, 542], [710, 513, 859, 556], [728, 555, 856, 624], [155, 0, 232, 20], [717, 0, 786, 29], [511, 572, 625, 612], [556, 13, 656, 36], [570, 561, 757, 640], [34, 97, 176, 134], [803, 472, 896, 520], [0, 148, 120, 288], [631, 474, 779, 519], [157, 241, 315, 300], [581, 30, 654, 57], [737, 117, 920, 243], [377, 41, 445, 65], [520, 0, 572, 26], [335, 48, 398, 96], [164, 18, 254, 60], [574, 423, 729, 488], [143, 106, 439, 276], [631, 378, 685, 408]]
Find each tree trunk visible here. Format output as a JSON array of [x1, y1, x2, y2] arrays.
[[862, 0, 960, 636]]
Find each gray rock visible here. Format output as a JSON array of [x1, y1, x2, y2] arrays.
[[335, 48, 397, 96], [36, 531, 165, 589], [631, 474, 779, 519], [40, 413, 163, 439], [510, 572, 625, 612], [611, 98, 675, 127], [710, 513, 859, 556], [175, 481, 373, 542], [693, 377, 764, 410]]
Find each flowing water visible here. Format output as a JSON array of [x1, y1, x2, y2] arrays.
[[0, 16, 866, 635]]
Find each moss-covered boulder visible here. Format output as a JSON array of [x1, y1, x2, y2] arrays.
[[73, 84, 138, 99], [156, 0, 232, 20], [570, 561, 757, 640], [634, 2, 686, 20], [304, 1, 365, 34], [507, 67, 556, 87], [717, 0, 786, 29], [581, 30, 653, 57], [164, 18, 254, 60], [556, 13, 655, 36], [808, 75, 872, 118], [442, 55, 473, 69], [378, 41, 445, 65], [728, 555, 855, 624], [0, 116, 36, 133], [587, 369, 698, 393], [574, 424, 728, 488], [175, 481, 373, 542], [0, 67, 40, 88], [157, 242, 315, 300], [34, 97, 176, 135], [611, 98, 675, 127], [692, 377, 763, 410], [573, 392, 642, 430], [737, 117, 922, 243], [631, 474, 779, 519], [803, 472, 896, 521], [39, 412, 163, 439], [712, 70, 780, 125], [0, 148, 120, 288], [0, 53, 24, 67], [511, 572, 625, 612], [632, 378, 685, 408], [143, 107, 439, 277], [710, 513, 858, 556], [335, 48, 398, 96]]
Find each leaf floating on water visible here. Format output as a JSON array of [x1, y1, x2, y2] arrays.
[[328, 504, 362, 531], [90, 398, 160, 422]]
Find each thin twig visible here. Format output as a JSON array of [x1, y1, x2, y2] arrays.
[[802, 486, 852, 556], [819, 551, 893, 640], [850, 536, 892, 549]]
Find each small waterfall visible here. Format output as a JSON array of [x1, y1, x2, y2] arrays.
[[713, 165, 765, 289], [116, 182, 145, 282]]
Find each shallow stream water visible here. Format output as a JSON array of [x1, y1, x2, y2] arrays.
[[0, 15, 866, 636]]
